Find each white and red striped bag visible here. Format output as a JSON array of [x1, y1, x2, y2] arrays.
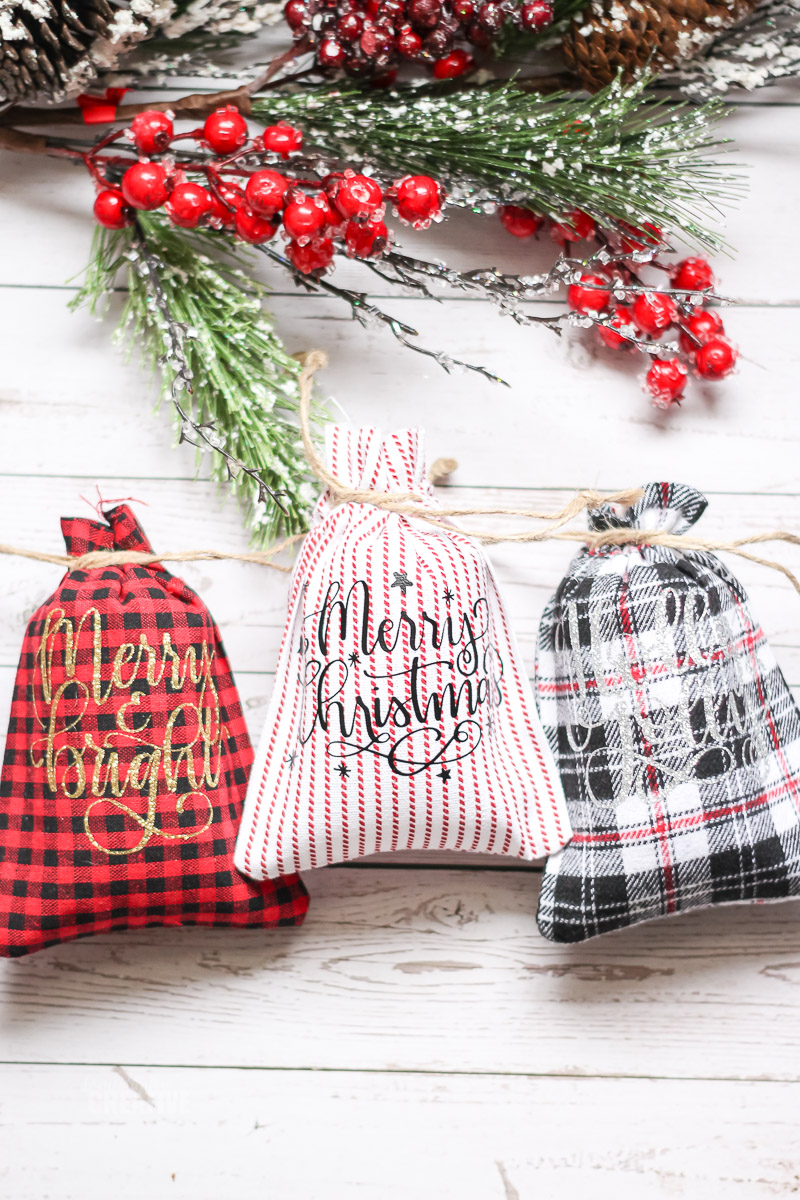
[[234, 425, 570, 879]]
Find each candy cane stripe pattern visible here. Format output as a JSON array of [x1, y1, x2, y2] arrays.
[[235, 425, 571, 879]]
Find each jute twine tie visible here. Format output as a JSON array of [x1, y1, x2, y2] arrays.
[[3, 349, 800, 594]]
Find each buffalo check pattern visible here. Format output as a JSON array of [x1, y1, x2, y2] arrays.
[[535, 482, 800, 942], [0, 505, 308, 958], [235, 425, 570, 880]]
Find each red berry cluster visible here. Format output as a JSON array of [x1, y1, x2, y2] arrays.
[[89, 106, 443, 276], [498, 202, 737, 407], [285, 0, 553, 80]]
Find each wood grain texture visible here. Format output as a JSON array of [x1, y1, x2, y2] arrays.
[[1, 1065, 799, 1199]]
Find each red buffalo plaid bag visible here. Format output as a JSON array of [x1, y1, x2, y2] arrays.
[[0, 505, 308, 957]]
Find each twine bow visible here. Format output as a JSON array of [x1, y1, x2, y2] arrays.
[[2, 348, 800, 594]]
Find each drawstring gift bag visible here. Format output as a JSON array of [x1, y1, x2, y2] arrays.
[[235, 425, 570, 880], [0, 505, 309, 957], [535, 482, 800, 942]]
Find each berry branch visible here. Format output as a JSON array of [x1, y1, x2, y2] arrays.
[[71, 97, 739, 415], [282, 0, 565, 79]]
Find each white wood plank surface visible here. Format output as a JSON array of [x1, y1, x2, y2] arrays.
[[1, 60, 800, 1197], [2, 1066, 799, 1200]]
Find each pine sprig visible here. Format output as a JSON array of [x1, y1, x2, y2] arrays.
[[71, 214, 321, 543], [255, 76, 740, 248]]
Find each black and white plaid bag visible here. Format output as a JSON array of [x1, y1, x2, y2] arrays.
[[535, 482, 800, 942]]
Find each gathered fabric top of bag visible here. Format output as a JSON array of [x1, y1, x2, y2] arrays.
[[313, 425, 439, 518], [587, 481, 708, 540], [62, 504, 156, 559], [59, 503, 199, 608]]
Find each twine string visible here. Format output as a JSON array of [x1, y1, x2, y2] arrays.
[[2, 349, 800, 595]]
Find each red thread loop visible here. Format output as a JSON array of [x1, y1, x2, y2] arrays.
[[80, 486, 148, 522]]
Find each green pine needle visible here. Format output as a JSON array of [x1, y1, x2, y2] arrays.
[[256, 75, 740, 249], [71, 216, 321, 544]]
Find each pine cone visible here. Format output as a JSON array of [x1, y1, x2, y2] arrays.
[[0, 0, 116, 103], [562, 0, 760, 92]]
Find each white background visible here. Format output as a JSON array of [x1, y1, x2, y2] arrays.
[[1, 56, 800, 1199]]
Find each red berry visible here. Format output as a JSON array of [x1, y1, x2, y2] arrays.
[[282, 193, 328, 240], [572, 211, 596, 239], [453, 0, 474, 17], [632, 291, 678, 336], [235, 206, 278, 244], [262, 122, 303, 158], [499, 204, 542, 238], [337, 11, 364, 39], [433, 49, 473, 77], [694, 338, 737, 380], [598, 305, 636, 350], [567, 273, 611, 315], [318, 36, 348, 68], [408, 0, 440, 27], [395, 174, 441, 225], [288, 237, 336, 274], [466, 19, 490, 43], [360, 22, 394, 58], [519, 0, 553, 30], [93, 188, 133, 230], [672, 257, 714, 292], [551, 209, 595, 243], [397, 23, 422, 54], [321, 193, 342, 227], [208, 184, 245, 227], [245, 169, 289, 217], [678, 306, 725, 354], [425, 25, 455, 54], [334, 173, 384, 219], [203, 106, 248, 155], [477, 0, 504, 30], [322, 171, 344, 196], [167, 181, 212, 228], [370, 67, 399, 87], [619, 220, 662, 254], [285, 0, 309, 29], [379, 0, 405, 23], [121, 162, 169, 211], [645, 358, 688, 407], [346, 216, 389, 257], [130, 110, 173, 156]]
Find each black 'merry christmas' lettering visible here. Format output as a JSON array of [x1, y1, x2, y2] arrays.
[[302, 579, 504, 776]]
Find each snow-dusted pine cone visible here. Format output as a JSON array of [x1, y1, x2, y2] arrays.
[[0, 0, 117, 101], [562, 0, 760, 91]]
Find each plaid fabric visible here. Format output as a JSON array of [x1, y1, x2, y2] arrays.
[[535, 482, 800, 942], [0, 505, 308, 957]]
